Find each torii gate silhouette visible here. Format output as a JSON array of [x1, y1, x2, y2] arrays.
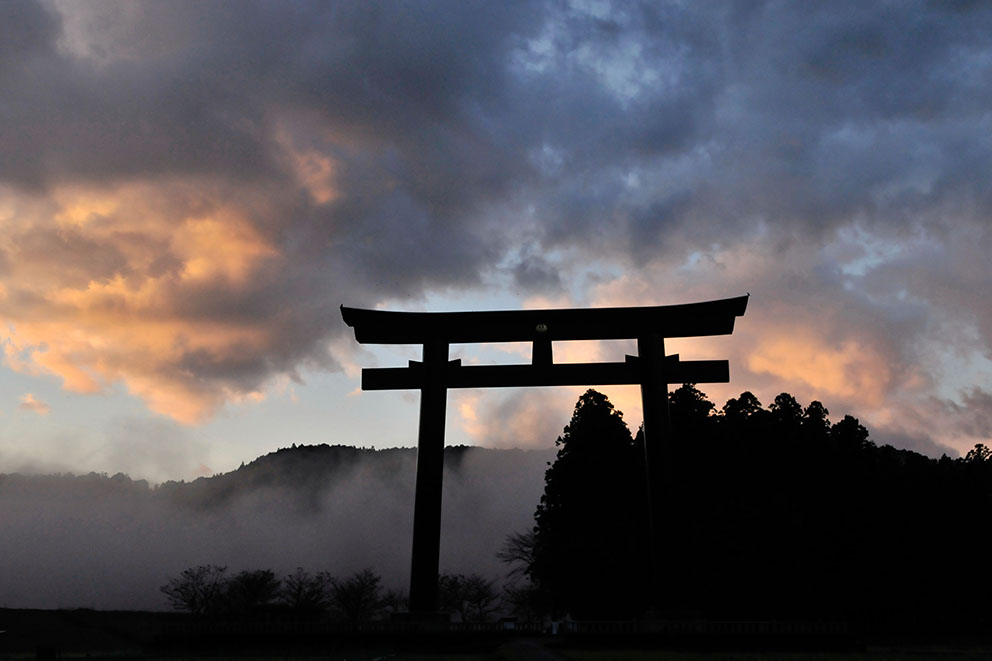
[[341, 294, 748, 614]]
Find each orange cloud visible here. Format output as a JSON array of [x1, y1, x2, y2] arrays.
[[456, 391, 484, 439], [581, 247, 899, 422], [0, 180, 284, 423], [174, 215, 277, 284], [454, 387, 580, 448], [746, 331, 892, 406], [19, 393, 51, 415]]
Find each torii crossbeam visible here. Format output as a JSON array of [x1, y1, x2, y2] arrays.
[[341, 295, 748, 614]]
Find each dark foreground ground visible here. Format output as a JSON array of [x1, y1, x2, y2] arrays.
[[3, 609, 992, 660]]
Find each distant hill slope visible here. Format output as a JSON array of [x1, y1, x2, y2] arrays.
[[0, 444, 556, 611], [156, 444, 418, 510]]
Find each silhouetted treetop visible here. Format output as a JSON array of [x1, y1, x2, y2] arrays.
[[801, 400, 831, 442], [669, 383, 715, 424], [554, 389, 632, 451], [721, 390, 764, 421], [830, 414, 873, 452], [770, 392, 803, 421], [964, 443, 991, 463]]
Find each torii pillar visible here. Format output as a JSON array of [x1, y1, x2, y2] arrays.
[[408, 339, 448, 611]]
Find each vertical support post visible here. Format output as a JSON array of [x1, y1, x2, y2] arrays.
[[408, 340, 449, 613], [532, 337, 553, 366], [637, 333, 672, 609]]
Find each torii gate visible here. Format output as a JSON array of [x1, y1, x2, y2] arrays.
[[341, 295, 748, 614]]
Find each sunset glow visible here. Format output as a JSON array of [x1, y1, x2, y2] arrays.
[[0, 0, 989, 483]]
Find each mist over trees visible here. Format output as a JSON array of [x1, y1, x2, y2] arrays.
[[507, 387, 992, 632], [0, 445, 552, 611]]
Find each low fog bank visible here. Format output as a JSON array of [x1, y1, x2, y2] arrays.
[[0, 445, 555, 611]]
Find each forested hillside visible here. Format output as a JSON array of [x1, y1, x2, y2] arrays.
[[513, 387, 992, 634]]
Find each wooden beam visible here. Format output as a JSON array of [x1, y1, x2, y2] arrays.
[[341, 295, 748, 345], [361, 357, 729, 390]]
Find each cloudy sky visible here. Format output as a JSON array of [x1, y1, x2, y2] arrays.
[[2, 0, 991, 482]]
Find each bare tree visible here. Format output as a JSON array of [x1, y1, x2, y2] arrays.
[[463, 574, 501, 623], [280, 567, 331, 614], [497, 529, 537, 579], [226, 569, 281, 615], [438, 572, 501, 623], [503, 580, 545, 624], [499, 530, 550, 621], [160, 565, 228, 615], [328, 568, 386, 628], [381, 587, 408, 616]]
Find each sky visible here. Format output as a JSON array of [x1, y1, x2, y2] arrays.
[[2, 0, 992, 483]]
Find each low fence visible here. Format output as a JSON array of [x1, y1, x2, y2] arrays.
[[164, 617, 848, 638], [569, 619, 850, 636], [164, 618, 542, 637]]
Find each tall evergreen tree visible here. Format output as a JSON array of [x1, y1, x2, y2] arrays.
[[530, 390, 646, 619]]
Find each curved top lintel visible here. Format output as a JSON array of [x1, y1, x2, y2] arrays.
[[341, 294, 748, 345]]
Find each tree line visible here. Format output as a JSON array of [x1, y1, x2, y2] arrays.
[[502, 387, 992, 634], [160, 566, 501, 625]]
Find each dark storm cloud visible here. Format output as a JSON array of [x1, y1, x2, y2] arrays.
[[934, 388, 992, 440], [512, 253, 563, 294], [9, 1, 992, 243], [1, 0, 990, 434]]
